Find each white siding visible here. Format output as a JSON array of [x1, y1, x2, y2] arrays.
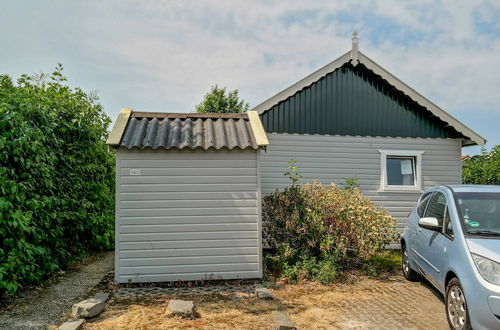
[[116, 148, 262, 283], [261, 133, 462, 231]]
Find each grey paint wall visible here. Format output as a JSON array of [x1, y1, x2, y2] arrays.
[[261, 133, 462, 231], [115, 148, 262, 283]]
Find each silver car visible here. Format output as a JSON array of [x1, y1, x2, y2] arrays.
[[401, 185, 500, 330]]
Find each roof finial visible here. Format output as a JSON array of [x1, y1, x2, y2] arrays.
[[351, 30, 359, 66]]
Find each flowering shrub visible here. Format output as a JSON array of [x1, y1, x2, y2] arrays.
[[264, 182, 397, 283]]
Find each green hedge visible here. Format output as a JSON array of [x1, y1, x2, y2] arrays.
[[0, 66, 115, 295]]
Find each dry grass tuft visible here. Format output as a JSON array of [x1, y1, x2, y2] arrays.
[[83, 294, 279, 330]]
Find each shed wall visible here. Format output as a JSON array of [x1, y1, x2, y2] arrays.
[[261, 133, 462, 231], [115, 148, 261, 283]]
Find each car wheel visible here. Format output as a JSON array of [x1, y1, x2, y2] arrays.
[[401, 243, 420, 281], [445, 278, 471, 330]]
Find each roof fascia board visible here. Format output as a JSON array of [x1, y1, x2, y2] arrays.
[[247, 110, 269, 146], [106, 108, 132, 146], [357, 52, 485, 146], [252, 51, 351, 114]]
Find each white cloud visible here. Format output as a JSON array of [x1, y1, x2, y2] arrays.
[[70, 0, 500, 115], [2, 0, 500, 142]]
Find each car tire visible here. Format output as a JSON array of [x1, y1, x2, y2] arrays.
[[445, 277, 471, 330], [401, 243, 420, 281]]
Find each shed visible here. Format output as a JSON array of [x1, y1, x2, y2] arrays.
[[106, 110, 269, 283]]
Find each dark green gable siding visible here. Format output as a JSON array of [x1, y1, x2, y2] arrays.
[[260, 63, 465, 139]]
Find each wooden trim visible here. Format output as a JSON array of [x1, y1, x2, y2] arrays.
[[247, 111, 269, 146], [378, 149, 424, 192], [114, 150, 121, 283], [131, 112, 248, 119], [358, 53, 486, 146], [252, 51, 351, 114], [106, 108, 132, 146], [256, 150, 263, 278]]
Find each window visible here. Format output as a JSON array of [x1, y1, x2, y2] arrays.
[[425, 191, 447, 226], [443, 207, 454, 238], [378, 150, 424, 191], [417, 192, 433, 217], [387, 157, 415, 185]]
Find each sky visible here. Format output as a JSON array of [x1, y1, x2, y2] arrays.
[[1, 0, 500, 154]]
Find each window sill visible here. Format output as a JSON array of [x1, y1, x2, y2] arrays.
[[378, 186, 423, 193]]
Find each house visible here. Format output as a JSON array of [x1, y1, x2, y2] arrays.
[[106, 34, 485, 283], [253, 33, 485, 233], [106, 110, 268, 283]]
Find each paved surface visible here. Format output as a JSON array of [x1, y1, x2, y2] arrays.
[[272, 275, 449, 330], [0, 252, 114, 330], [333, 278, 449, 330]]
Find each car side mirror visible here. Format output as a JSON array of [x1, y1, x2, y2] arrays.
[[418, 217, 442, 231]]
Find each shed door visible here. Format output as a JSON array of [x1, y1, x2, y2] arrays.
[[115, 148, 261, 283]]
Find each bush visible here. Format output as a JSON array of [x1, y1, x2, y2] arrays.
[[363, 250, 402, 278], [263, 180, 397, 284], [0, 66, 114, 295], [462, 146, 500, 185]]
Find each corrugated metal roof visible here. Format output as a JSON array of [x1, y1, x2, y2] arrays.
[[118, 112, 262, 150]]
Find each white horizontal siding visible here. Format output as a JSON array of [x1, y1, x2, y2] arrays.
[[116, 148, 262, 283], [261, 133, 462, 231], [119, 239, 258, 251]]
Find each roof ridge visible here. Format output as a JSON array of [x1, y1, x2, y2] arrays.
[[130, 112, 249, 119]]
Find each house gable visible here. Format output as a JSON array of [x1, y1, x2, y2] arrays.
[[260, 62, 466, 141], [254, 41, 485, 146]]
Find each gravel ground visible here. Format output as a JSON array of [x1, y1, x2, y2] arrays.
[[0, 252, 114, 330]]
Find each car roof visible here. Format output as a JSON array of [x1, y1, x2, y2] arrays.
[[446, 185, 500, 193]]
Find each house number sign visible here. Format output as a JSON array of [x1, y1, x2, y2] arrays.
[[129, 169, 141, 176]]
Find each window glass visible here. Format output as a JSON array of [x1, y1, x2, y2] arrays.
[[386, 157, 416, 186], [455, 192, 500, 233], [443, 207, 454, 237], [425, 192, 447, 226], [417, 192, 433, 217]]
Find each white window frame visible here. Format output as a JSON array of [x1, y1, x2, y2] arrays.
[[378, 149, 424, 192]]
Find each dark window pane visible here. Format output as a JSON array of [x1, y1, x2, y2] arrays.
[[387, 157, 415, 186], [425, 192, 447, 226], [455, 192, 500, 231], [417, 192, 433, 217], [444, 208, 454, 237]]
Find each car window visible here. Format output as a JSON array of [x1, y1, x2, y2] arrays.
[[425, 191, 447, 226], [455, 192, 500, 233], [443, 207, 454, 238], [417, 192, 433, 217]]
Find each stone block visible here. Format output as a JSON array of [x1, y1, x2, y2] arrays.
[[167, 299, 196, 317], [57, 319, 85, 330], [272, 311, 297, 330], [255, 287, 273, 300], [71, 298, 105, 318], [93, 292, 110, 302]]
